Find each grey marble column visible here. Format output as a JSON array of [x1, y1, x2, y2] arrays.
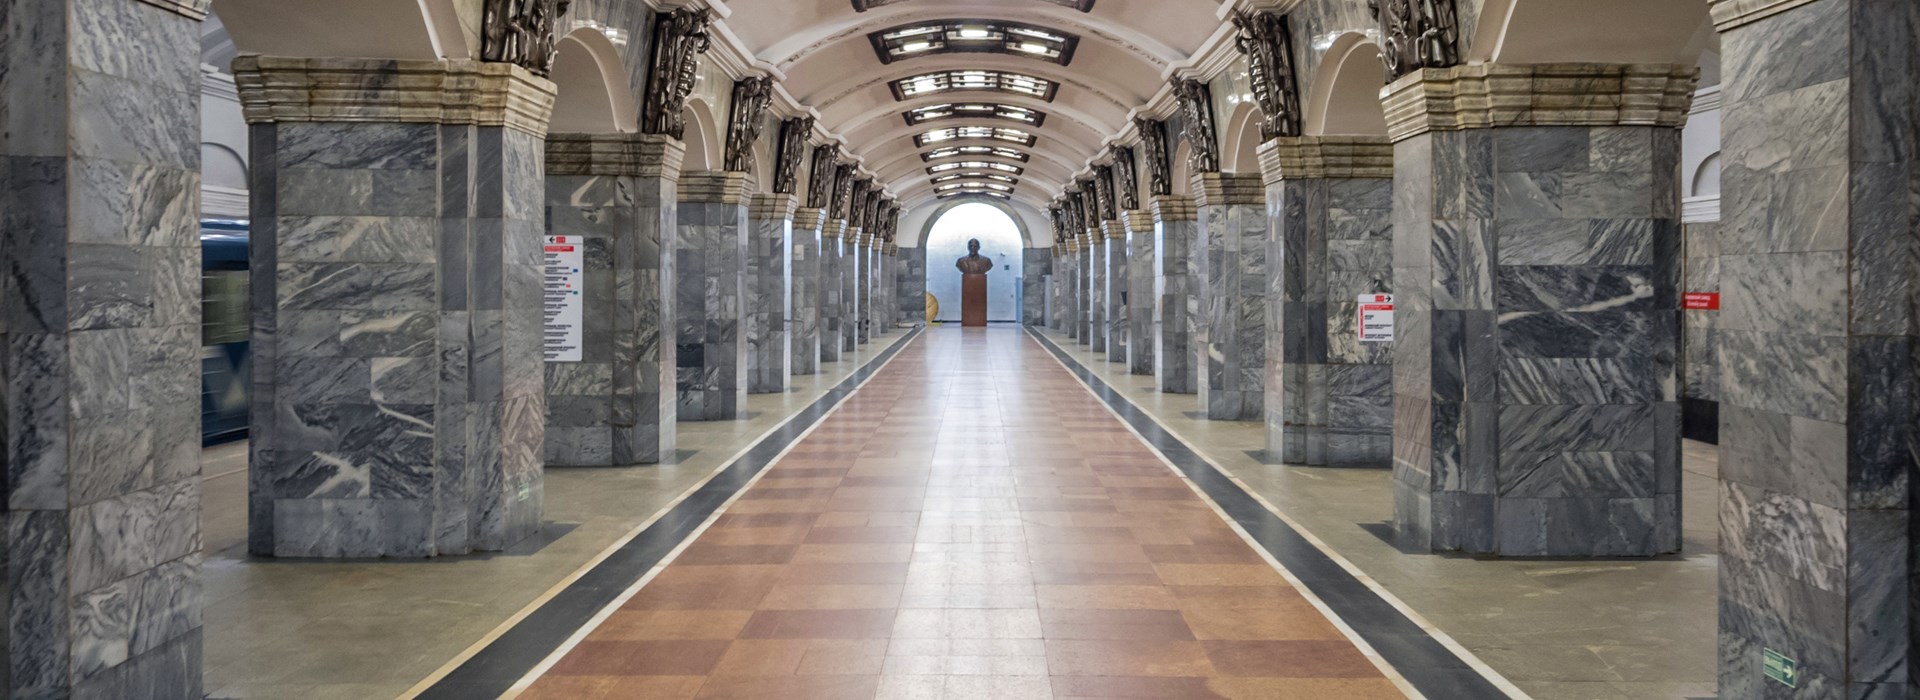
[[821, 220, 849, 361], [1154, 196, 1199, 394], [1047, 246, 1069, 330], [1023, 248, 1051, 325], [1385, 63, 1694, 557], [543, 134, 681, 467], [746, 194, 794, 394], [1, 0, 208, 692], [1711, 0, 1920, 694], [1194, 174, 1268, 420], [1123, 210, 1156, 375], [897, 245, 926, 327], [854, 232, 872, 344], [238, 57, 554, 558], [1260, 138, 1395, 467], [1679, 221, 1719, 441], [1087, 234, 1109, 352], [1103, 221, 1129, 363], [791, 208, 825, 374], [833, 222, 858, 354], [1062, 244, 1082, 339], [866, 241, 887, 336], [675, 172, 749, 421]]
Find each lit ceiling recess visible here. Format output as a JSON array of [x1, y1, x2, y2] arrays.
[[937, 189, 1013, 200], [914, 126, 1037, 148], [890, 70, 1060, 102], [852, 0, 1094, 12], [928, 161, 1025, 176], [932, 173, 1019, 186], [921, 145, 1030, 162], [904, 103, 1047, 127], [936, 181, 1016, 194], [870, 20, 1079, 66]]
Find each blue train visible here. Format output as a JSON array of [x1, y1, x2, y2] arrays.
[[201, 220, 250, 445]]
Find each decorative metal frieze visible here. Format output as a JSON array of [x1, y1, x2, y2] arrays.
[[1093, 166, 1117, 221], [1135, 118, 1172, 197], [481, 0, 574, 77], [641, 8, 713, 139], [1172, 78, 1221, 175], [1049, 205, 1066, 243], [861, 191, 883, 232], [1369, 0, 1462, 81], [849, 179, 873, 228], [807, 145, 840, 208], [1110, 145, 1140, 211], [724, 77, 774, 173], [773, 117, 814, 195], [832, 164, 857, 219], [1074, 181, 1098, 230], [1232, 10, 1303, 140]]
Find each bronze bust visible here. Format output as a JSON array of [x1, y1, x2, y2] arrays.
[[955, 239, 994, 275]]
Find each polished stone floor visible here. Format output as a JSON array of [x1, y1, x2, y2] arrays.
[[200, 326, 1720, 699]]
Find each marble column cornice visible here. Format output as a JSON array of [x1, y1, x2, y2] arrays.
[[232, 56, 558, 138], [1120, 210, 1154, 234], [1381, 63, 1698, 143], [824, 220, 850, 239], [1191, 173, 1264, 208], [1100, 220, 1126, 240], [136, 0, 211, 19], [1080, 230, 1099, 248], [679, 171, 754, 204], [1709, 0, 1821, 30], [547, 133, 686, 181], [1150, 195, 1198, 223], [1256, 136, 1393, 185], [794, 207, 828, 229], [750, 193, 799, 221]]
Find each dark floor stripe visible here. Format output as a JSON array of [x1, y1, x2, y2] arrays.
[[418, 329, 924, 700], [1027, 328, 1511, 699]]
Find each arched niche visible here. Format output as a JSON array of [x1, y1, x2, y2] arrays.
[[1305, 33, 1389, 137], [920, 202, 1027, 323], [903, 197, 1039, 248], [680, 98, 721, 173], [1470, 0, 1710, 65], [1221, 101, 1264, 174], [214, 0, 469, 61], [549, 29, 637, 134], [201, 142, 249, 190], [1171, 141, 1193, 197]]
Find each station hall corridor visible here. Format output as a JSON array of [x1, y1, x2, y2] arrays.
[[510, 327, 1422, 698]]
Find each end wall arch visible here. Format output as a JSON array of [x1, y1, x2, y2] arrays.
[[905, 197, 1039, 249], [549, 29, 637, 134], [1305, 33, 1389, 137]]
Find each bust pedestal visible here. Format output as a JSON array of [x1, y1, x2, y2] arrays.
[[962, 273, 989, 327]]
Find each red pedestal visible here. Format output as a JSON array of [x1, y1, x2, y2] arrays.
[[962, 274, 988, 327]]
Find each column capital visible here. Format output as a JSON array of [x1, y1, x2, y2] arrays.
[[232, 56, 558, 138], [1120, 210, 1154, 234], [1382, 63, 1698, 143], [1256, 136, 1393, 184], [1101, 220, 1127, 241], [679, 171, 754, 204], [794, 207, 828, 230], [1709, 0, 1821, 30], [547, 133, 686, 180], [1191, 173, 1263, 208], [1150, 195, 1197, 223], [136, 0, 211, 19], [750, 193, 799, 220], [824, 220, 850, 239]]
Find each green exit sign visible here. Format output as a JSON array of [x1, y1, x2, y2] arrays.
[[1763, 648, 1798, 688]]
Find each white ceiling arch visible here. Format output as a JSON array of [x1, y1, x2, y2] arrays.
[[833, 91, 1123, 151], [871, 149, 1078, 191]]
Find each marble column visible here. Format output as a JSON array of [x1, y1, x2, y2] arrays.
[[675, 172, 749, 421], [1103, 220, 1129, 363], [854, 232, 872, 344], [1711, 0, 1920, 694], [791, 207, 825, 375], [1048, 245, 1069, 331], [542, 134, 681, 466], [867, 240, 888, 336], [238, 57, 554, 558], [1154, 196, 1199, 393], [1679, 221, 1720, 442], [1123, 210, 1157, 375], [1023, 248, 1051, 325], [822, 220, 850, 361], [1087, 232, 1109, 353], [1080, 233, 1098, 345], [896, 245, 925, 327], [835, 222, 858, 354], [746, 194, 794, 394], [1194, 173, 1268, 420], [1260, 137, 1395, 467], [1, 0, 208, 692], [1062, 242, 1082, 339], [1385, 63, 1694, 556]]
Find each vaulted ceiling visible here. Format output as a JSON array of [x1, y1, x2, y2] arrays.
[[724, 0, 1225, 210]]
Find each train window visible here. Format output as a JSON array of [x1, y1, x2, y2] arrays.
[[202, 270, 249, 346]]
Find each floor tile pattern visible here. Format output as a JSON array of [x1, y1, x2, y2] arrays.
[[523, 328, 1404, 699]]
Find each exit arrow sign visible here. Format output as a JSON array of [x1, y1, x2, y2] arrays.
[[1763, 648, 1798, 688]]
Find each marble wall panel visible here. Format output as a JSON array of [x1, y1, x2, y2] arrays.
[[675, 179, 748, 421], [1196, 182, 1268, 422], [1023, 248, 1051, 326], [901, 247, 929, 327], [1087, 237, 1109, 353], [791, 210, 823, 375], [1059, 249, 1081, 339], [1391, 121, 1683, 557], [0, 0, 206, 693], [1714, 0, 1920, 695], [1155, 199, 1199, 394], [1124, 214, 1157, 375], [852, 232, 870, 345], [745, 200, 792, 394], [1104, 223, 1129, 363], [820, 224, 847, 362]]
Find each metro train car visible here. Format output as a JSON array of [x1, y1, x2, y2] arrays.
[[201, 219, 250, 445]]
